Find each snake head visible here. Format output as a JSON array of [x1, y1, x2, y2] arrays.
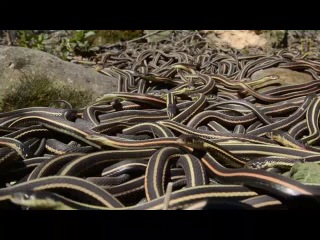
[[245, 161, 263, 169], [10, 191, 37, 210], [86, 135, 103, 141], [178, 134, 206, 149], [265, 132, 273, 139], [18, 145, 32, 159], [267, 75, 279, 80], [11, 191, 71, 210], [178, 134, 197, 144]]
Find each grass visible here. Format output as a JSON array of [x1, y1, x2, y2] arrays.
[[0, 73, 93, 112]]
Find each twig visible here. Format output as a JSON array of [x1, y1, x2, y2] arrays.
[[127, 30, 163, 43], [71, 60, 97, 65], [163, 182, 173, 210], [7, 30, 13, 46], [151, 127, 157, 139]]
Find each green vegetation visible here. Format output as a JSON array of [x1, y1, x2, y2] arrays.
[[0, 30, 145, 112], [16, 30, 143, 60], [0, 73, 93, 112], [300, 38, 314, 53], [17, 30, 97, 60], [90, 30, 144, 46], [18, 30, 49, 51], [283, 162, 320, 184]]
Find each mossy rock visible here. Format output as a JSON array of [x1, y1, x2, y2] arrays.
[[0, 46, 119, 105], [0, 73, 93, 112]]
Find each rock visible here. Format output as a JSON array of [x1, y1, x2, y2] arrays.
[[205, 30, 268, 50], [0, 46, 118, 99], [251, 67, 313, 86], [204, 30, 287, 51]]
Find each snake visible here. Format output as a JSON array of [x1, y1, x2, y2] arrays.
[[1, 30, 320, 210]]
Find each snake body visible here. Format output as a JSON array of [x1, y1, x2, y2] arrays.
[[2, 31, 320, 210]]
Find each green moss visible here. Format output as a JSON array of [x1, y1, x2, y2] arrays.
[[90, 30, 144, 46], [0, 73, 93, 112]]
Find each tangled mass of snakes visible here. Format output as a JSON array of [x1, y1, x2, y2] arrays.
[[3, 31, 320, 210]]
